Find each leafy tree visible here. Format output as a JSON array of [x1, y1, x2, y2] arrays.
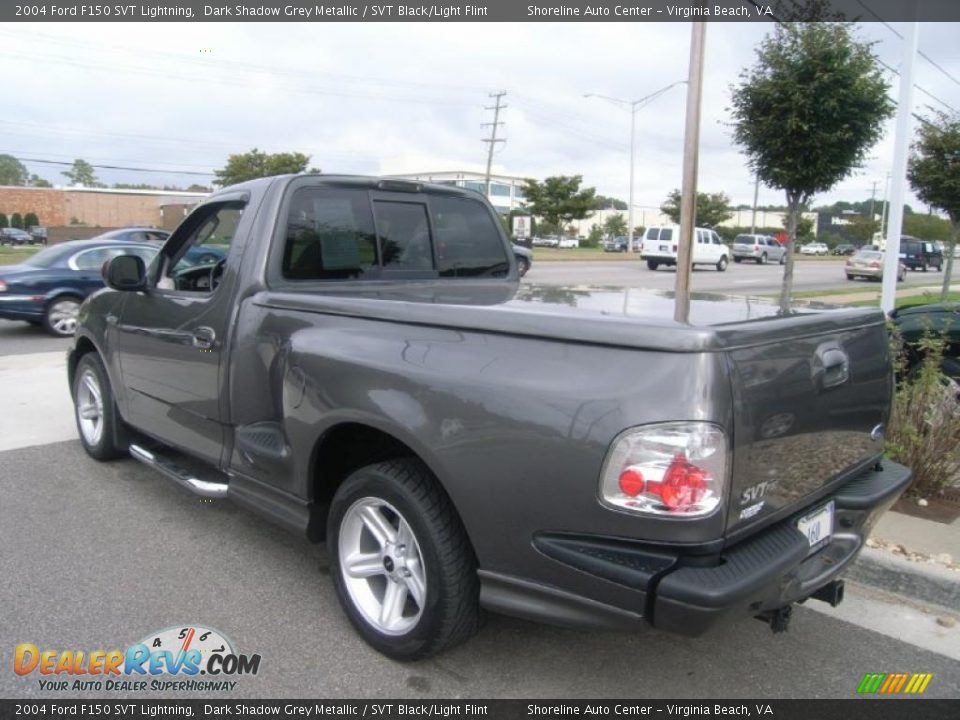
[[61, 159, 101, 187], [730, 22, 894, 311], [10, 213, 24, 229], [908, 110, 960, 300], [596, 195, 628, 211], [24, 212, 39, 228], [0, 213, 8, 228], [520, 176, 600, 237], [633, 225, 646, 237], [790, 215, 815, 239], [602, 214, 628, 238], [660, 189, 733, 227], [186, 184, 212, 193], [586, 225, 604, 247], [29, 174, 52, 188], [214, 148, 318, 186], [0, 154, 28, 186], [845, 216, 880, 244], [903, 213, 952, 242]]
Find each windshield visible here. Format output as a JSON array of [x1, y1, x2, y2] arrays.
[[22, 244, 78, 268]]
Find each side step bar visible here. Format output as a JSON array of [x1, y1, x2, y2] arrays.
[[128, 443, 229, 498]]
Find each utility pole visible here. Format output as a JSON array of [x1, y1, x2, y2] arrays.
[[674, 22, 707, 324], [869, 180, 878, 223], [750, 174, 760, 234], [482, 91, 507, 198], [881, 19, 919, 314]]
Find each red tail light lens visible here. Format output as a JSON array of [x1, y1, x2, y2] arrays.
[[0, 279, 7, 292], [870, 261, 881, 268], [754, 245, 760, 251], [672, 244, 678, 252], [600, 422, 728, 517]]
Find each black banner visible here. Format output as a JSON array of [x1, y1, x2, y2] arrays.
[[2, 1, 958, 23], [1, 700, 959, 720]]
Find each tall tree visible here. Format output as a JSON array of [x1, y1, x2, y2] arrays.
[[660, 189, 733, 227], [23, 212, 39, 228], [29, 174, 52, 188], [520, 176, 600, 238], [61, 159, 101, 187], [730, 22, 894, 311], [909, 111, 960, 301], [845, 216, 880, 244], [0, 154, 28, 186], [214, 148, 318, 186]]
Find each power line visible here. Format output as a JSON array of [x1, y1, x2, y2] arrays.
[[12, 157, 215, 177]]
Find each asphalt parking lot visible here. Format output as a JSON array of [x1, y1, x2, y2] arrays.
[[1, 267, 958, 700]]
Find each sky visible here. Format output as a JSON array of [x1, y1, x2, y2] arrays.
[[1, 20, 959, 214]]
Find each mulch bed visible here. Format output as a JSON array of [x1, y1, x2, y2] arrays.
[[893, 486, 960, 524]]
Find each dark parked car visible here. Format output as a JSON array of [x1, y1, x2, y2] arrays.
[[0, 228, 36, 246], [832, 244, 857, 256], [898, 236, 943, 272], [603, 236, 629, 252], [89, 227, 172, 244], [69, 175, 909, 660], [0, 239, 158, 336], [890, 303, 960, 378], [29, 226, 48, 244]]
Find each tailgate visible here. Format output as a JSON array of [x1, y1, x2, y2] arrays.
[[724, 319, 890, 536]]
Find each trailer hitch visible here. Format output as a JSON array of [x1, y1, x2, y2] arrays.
[[756, 605, 793, 633]]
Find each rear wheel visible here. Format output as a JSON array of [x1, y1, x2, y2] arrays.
[[72, 353, 128, 461], [921, 262, 928, 272], [515, 256, 530, 278], [328, 459, 480, 660], [646, 260, 659, 271], [733, 257, 742, 263], [716, 256, 728, 272], [779, 253, 786, 265], [846, 274, 855, 280], [43, 296, 81, 337]]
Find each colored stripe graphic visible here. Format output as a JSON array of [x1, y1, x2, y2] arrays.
[[857, 672, 932, 694]]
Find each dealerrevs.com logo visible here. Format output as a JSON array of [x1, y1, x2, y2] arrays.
[[14, 625, 261, 692]]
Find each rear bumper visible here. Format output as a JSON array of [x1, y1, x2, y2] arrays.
[[514, 461, 910, 636], [655, 460, 911, 635], [0, 294, 44, 321]]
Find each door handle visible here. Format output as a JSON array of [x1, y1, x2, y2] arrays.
[[816, 346, 850, 390], [192, 326, 216, 350]]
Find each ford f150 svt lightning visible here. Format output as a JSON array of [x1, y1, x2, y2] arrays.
[[68, 175, 911, 659]]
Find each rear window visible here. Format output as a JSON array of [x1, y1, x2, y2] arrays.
[[659, 228, 673, 242], [645, 228, 659, 240], [280, 187, 508, 281], [734, 235, 754, 244], [431, 195, 509, 277]]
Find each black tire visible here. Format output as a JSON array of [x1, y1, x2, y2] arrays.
[[758, 253, 767, 265], [515, 256, 530, 278], [43, 296, 81, 337], [846, 274, 855, 280], [733, 257, 742, 263], [646, 260, 659, 271], [327, 459, 480, 661], [921, 263, 928, 272], [72, 353, 128, 461], [716, 255, 728, 272]]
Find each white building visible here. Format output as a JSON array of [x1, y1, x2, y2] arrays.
[[381, 161, 529, 215]]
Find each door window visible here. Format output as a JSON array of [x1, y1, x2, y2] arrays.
[[162, 201, 244, 293]]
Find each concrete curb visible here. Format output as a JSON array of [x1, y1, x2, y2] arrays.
[[846, 546, 960, 611]]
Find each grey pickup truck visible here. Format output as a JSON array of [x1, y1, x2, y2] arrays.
[[69, 175, 910, 660]]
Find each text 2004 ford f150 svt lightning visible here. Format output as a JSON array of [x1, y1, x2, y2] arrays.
[[69, 175, 910, 660]]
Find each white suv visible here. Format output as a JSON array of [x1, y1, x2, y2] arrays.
[[640, 226, 730, 271], [800, 242, 829, 256]]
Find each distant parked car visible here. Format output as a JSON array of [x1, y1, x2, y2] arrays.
[[845, 249, 906, 282], [0, 239, 161, 336], [512, 244, 533, 277], [0, 228, 36, 246], [897, 236, 943, 272], [531, 236, 559, 248], [832, 244, 857, 256], [557, 237, 579, 249], [89, 227, 172, 244], [800, 242, 829, 256], [603, 236, 628, 252], [29, 226, 48, 244], [732, 234, 786, 265]]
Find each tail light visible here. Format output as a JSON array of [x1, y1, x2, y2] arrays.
[[754, 245, 760, 251], [672, 244, 678, 252], [0, 279, 6, 292], [870, 261, 881, 268], [600, 422, 728, 517]]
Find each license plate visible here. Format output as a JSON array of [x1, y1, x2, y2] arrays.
[[899, 253, 906, 259], [797, 501, 833, 550], [659, 244, 668, 251]]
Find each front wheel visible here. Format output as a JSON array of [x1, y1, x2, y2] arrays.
[[758, 253, 767, 265], [72, 353, 128, 460], [43, 296, 81, 337], [733, 257, 742, 264], [515, 256, 530, 277], [716, 256, 728, 272], [779, 253, 786, 265], [328, 459, 480, 660]]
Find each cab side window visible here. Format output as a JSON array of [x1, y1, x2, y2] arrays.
[[161, 201, 245, 293]]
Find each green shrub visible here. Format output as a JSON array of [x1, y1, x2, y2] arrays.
[[24, 212, 39, 227], [0, 213, 7, 228], [886, 327, 960, 497], [10, 212, 23, 229]]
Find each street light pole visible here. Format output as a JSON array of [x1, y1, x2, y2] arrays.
[[585, 80, 686, 254]]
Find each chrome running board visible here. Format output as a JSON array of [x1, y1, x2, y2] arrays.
[[128, 443, 229, 498]]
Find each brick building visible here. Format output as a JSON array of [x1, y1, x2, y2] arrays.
[[0, 185, 210, 233]]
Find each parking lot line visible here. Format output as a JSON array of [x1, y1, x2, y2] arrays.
[[0, 351, 76, 452]]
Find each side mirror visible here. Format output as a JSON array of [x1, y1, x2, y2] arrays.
[[105, 255, 147, 291]]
